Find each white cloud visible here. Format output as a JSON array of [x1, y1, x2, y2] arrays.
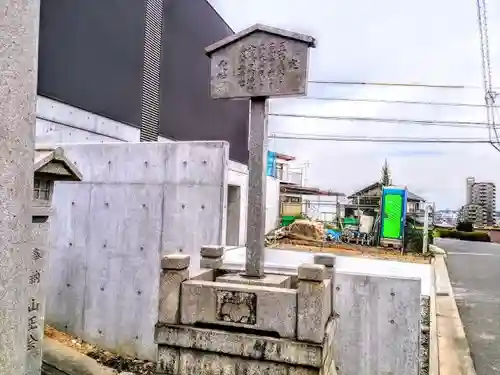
[[208, 0, 500, 209]]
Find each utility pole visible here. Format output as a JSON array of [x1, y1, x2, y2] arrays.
[[423, 203, 430, 254], [0, 0, 39, 373]]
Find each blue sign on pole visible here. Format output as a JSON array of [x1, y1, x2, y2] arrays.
[[267, 151, 277, 177]]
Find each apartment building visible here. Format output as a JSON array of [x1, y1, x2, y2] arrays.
[[462, 177, 496, 226], [459, 203, 487, 227]]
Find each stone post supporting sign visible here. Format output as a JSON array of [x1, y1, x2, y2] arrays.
[[0, 1, 40, 374], [205, 24, 316, 278]]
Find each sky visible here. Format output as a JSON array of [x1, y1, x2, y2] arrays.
[[208, 0, 500, 210]]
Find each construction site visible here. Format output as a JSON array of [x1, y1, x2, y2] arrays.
[[266, 156, 432, 262]]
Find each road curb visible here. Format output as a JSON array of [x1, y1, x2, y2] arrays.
[[42, 337, 117, 375], [429, 244, 447, 255], [434, 254, 477, 375]]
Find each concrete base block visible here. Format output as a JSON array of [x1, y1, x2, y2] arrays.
[[216, 273, 292, 288], [155, 321, 338, 375], [155, 261, 337, 374], [180, 280, 297, 338]]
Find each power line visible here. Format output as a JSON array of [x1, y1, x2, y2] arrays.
[[270, 133, 491, 144], [308, 80, 490, 90], [289, 96, 496, 109], [269, 113, 492, 129]]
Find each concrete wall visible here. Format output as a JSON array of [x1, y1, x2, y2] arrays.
[[45, 141, 229, 361], [333, 272, 422, 375], [36, 96, 248, 242]]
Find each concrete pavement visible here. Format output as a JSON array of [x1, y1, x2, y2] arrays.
[[436, 238, 500, 375]]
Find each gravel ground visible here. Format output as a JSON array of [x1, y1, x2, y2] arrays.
[[44, 326, 154, 375], [420, 296, 430, 375]]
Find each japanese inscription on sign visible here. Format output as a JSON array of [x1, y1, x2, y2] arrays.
[[209, 33, 310, 99]]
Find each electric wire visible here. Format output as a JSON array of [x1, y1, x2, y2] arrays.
[[269, 113, 493, 129], [289, 96, 496, 109], [308, 80, 494, 90], [269, 133, 490, 144]]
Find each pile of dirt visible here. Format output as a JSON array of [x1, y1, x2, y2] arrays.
[[288, 219, 325, 240], [44, 326, 154, 375], [265, 219, 328, 247]]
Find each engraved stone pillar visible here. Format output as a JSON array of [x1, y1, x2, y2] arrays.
[[297, 264, 331, 343], [200, 245, 224, 270], [0, 1, 39, 374], [158, 254, 190, 324], [27, 148, 82, 375], [25, 219, 49, 375]]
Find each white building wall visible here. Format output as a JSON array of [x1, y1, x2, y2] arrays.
[[266, 176, 280, 233], [227, 161, 281, 243], [228, 160, 248, 246], [36, 96, 173, 144], [304, 195, 339, 222]]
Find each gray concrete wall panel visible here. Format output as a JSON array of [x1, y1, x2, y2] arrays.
[[46, 183, 92, 337], [46, 141, 229, 360], [334, 272, 421, 375]]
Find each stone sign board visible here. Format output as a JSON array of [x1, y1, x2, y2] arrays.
[[205, 24, 316, 99]]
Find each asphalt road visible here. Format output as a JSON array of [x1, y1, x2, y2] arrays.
[[435, 238, 500, 375]]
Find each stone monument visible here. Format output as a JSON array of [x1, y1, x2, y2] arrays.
[[154, 25, 339, 374], [0, 1, 40, 374], [206, 23, 316, 278], [26, 147, 82, 375]]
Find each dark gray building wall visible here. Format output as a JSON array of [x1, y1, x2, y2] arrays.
[[159, 0, 249, 164], [37, 0, 249, 164], [38, 0, 145, 127]]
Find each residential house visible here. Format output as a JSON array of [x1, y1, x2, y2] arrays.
[[347, 182, 426, 214]]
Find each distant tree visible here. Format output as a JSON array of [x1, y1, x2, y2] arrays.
[[381, 159, 392, 186]]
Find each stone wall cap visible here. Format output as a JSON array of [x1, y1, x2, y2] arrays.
[[161, 254, 190, 270], [205, 23, 317, 55], [314, 254, 336, 267], [298, 263, 326, 281], [200, 245, 224, 258]]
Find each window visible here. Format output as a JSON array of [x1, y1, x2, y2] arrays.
[[33, 178, 52, 201], [284, 196, 301, 203], [276, 163, 284, 180]]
